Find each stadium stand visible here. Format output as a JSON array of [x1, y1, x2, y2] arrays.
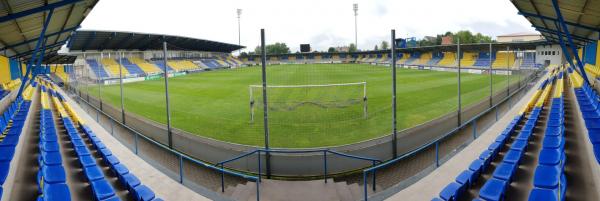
[[129, 58, 163, 74], [167, 60, 200, 71], [473, 52, 494, 67], [520, 52, 538, 68], [37, 77, 163, 201], [492, 52, 516, 69], [86, 60, 110, 79], [52, 65, 69, 83], [100, 58, 130, 77], [569, 68, 600, 164], [432, 68, 560, 201], [416, 52, 432, 65], [2, 79, 22, 91], [426, 52, 443, 66], [437, 52, 456, 67], [0, 83, 33, 200], [404, 52, 421, 65], [460, 52, 478, 67], [120, 59, 145, 76]]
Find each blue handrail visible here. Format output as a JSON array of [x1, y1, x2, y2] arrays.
[[217, 147, 382, 188]]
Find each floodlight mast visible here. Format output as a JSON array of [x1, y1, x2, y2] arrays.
[[237, 9, 242, 55], [353, 3, 358, 50]]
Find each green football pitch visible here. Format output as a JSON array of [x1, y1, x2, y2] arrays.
[[85, 64, 519, 148]]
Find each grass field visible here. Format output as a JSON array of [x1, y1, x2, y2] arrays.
[[85, 64, 520, 148]]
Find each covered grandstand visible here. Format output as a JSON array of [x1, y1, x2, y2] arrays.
[[66, 30, 244, 81], [1, 0, 600, 201]]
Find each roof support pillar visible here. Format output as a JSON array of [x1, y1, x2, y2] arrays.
[[551, 0, 590, 84], [17, 8, 54, 97]]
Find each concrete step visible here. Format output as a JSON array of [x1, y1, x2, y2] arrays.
[[230, 183, 251, 201], [224, 184, 238, 196], [334, 182, 355, 201]]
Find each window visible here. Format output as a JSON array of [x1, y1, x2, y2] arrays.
[[552, 51, 556, 55]]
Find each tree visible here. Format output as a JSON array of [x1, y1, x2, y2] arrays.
[[374, 45, 379, 51], [381, 41, 389, 50], [253, 42, 291, 54], [239, 52, 248, 57], [348, 43, 357, 52], [327, 47, 337, 53]]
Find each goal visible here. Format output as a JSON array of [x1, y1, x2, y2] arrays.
[[249, 82, 368, 122]]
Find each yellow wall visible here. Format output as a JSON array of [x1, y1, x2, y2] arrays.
[[597, 40, 600, 65], [0, 56, 11, 84]]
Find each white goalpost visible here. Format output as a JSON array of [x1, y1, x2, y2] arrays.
[[249, 82, 368, 122]]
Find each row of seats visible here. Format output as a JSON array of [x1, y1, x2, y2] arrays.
[[433, 69, 557, 201], [478, 70, 558, 201], [44, 78, 162, 201], [1, 79, 21, 91], [528, 69, 567, 200], [37, 84, 71, 201], [100, 58, 130, 77], [569, 68, 600, 164], [0, 83, 34, 200]]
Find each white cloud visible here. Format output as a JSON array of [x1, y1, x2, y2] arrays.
[[80, 0, 537, 53]]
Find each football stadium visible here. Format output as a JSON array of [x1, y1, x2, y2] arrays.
[[0, 0, 599, 200]]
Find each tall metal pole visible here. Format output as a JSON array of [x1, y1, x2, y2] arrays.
[[260, 29, 271, 178], [98, 53, 102, 110], [353, 4, 358, 49], [391, 29, 397, 158], [489, 43, 493, 107], [119, 52, 126, 124], [506, 46, 510, 96], [163, 41, 173, 148], [237, 9, 242, 55], [457, 38, 461, 127]]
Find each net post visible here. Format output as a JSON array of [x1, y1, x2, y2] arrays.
[[457, 38, 461, 127], [391, 29, 398, 159], [260, 29, 272, 179]]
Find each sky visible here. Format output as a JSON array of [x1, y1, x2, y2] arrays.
[[80, 0, 538, 53]]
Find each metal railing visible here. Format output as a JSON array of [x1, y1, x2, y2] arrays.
[[217, 148, 382, 193], [361, 69, 543, 200], [62, 86, 261, 200]]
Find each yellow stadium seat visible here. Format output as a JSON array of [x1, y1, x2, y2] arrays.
[[460, 53, 477, 67], [101, 58, 129, 77], [492, 52, 516, 69], [437, 52, 456, 67], [130, 58, 162, 74]]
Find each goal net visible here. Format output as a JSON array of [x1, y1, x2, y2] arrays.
[[249, 82, 367, 123]]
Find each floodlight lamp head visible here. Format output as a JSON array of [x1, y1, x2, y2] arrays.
[[353, 4, 358, 14], [237, 9, 242, 16]]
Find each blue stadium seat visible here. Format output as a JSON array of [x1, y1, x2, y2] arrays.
[[0, 161, 9, 184], [538, 149, 561, 167], [533, 165, 560, 189], [91, 179, 116, 200], [80, 155, 97, 168], [133, 185, 156, 201], [479, 178, 508, 201], [492, 162, 517, 182], [84, 166, 105, 181], [42, 165, 67, 184], [528, 188, 558, 201], [468, 159, 485, 178], [502, 150, 522, 165], [0, 147, 15, 162], [510, 140, 528, 153], [44, 183, 72, 201], [41, 151, 63, 166], [121, 173, 141, 191], [456, 170, 474, 187]]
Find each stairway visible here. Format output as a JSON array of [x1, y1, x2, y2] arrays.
[[222, 179, 379, 201]]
